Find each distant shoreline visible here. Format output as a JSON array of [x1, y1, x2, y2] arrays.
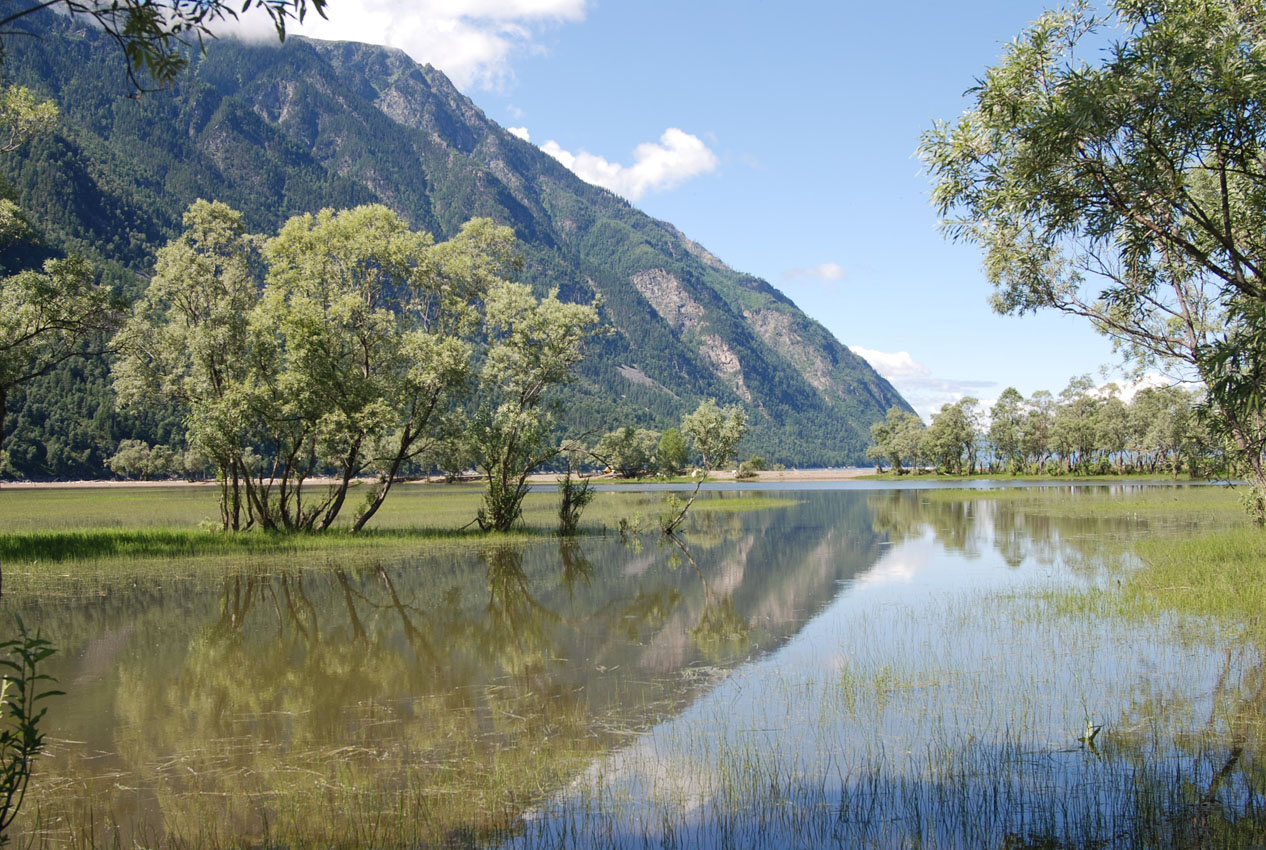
[[0, 467, 878, 490]]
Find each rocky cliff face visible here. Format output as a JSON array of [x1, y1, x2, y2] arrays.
[[2, 13, 913, 468]]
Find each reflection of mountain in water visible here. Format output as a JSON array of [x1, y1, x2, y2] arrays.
[[15, 492, 883, 846]]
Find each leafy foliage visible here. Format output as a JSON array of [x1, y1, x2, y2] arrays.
[[920, 0, 1266, 515], [0, 618, 61, 845], [865, 380, 1214, 478], [474, 283, 601, 532], [592, 426, 659, 478], [661, 400, 747, 534], [0, 0, 327, 88]]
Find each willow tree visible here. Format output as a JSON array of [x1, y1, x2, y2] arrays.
[[920, 0, 1266, 518], [660, 399, 746, 534], [112, 200, 260, 529], [251, 205, 493, 532], [473, 284, 601, 532], [116, 204, 516, 532]]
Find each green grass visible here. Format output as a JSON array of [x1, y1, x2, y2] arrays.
[[0, 485, 791, 570], [1123, 526, 1266, 631], [1012, 486, 1266, 640], [686, 495, 799, 513]]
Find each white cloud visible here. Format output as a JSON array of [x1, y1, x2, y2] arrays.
[[849, 346, 997, 421], [220, 0, 590, 92], [540, 128, 719, 200], [1094, 373, 1172, 402], [849, 346, 929, 379], [896, 377, 999, 422], [507, 126, 531, 141], [783, 262, 847, 283]]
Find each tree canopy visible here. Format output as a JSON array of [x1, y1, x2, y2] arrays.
[[920, 0, 1266, 517], [0, 0, 327, 86], [115, 202, 600, 533]]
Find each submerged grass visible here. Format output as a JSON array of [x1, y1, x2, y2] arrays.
[[686, 495, 799, 513], [917, 481, 1244, 529], [11, 483, 1266, 849]]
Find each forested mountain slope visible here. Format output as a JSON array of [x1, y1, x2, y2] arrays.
[[0, 13, 911, 477]]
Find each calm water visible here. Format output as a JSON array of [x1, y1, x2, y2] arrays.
[[4, 485, 1261, 848]]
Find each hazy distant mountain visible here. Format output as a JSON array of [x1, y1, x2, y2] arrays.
[[0, 13, 912, 476]]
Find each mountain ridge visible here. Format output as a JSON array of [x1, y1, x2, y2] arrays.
[[0, 14, 912, 477]]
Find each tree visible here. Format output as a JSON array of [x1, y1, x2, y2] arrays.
[[1092, 389, 1130, 472], [866, 406, 924, 474], [592, 427, 659, 478], [661, 400, 746, 534], [920, 0, 1266, 517], [107, 439, 174, 480], [0, 256, 119, 468], [924, 398, 980, 475], [1051, 376, 1099, 474], [254, 205, 486, 532], [0, 84, 116, 473], [1131, 385, 1198, 476], [112, 200, 261, 528], [988, 388, 1026, 473], [0, 86, 55, 155], [115, 204, 512, 532], [472, 283, 601, 532], [656, 427, 688, 476], [1021, 390, 1056, 473], [0, 1, 328, 87]]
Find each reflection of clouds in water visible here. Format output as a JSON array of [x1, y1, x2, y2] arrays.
[[853, 535, 936, 587], [551, 737, 716, 821]]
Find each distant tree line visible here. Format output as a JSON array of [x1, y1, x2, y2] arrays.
[[867, 378, 1216, 478]]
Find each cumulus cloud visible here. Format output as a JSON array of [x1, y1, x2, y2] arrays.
[[849, 346, 930, 379], [507, 126, 531, 141], [784, 262, 847, 283], [540, 128, 719, 200], [220, 0, 590, 91], [849, 346, 996, 421]]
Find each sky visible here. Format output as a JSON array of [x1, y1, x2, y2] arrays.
[[236, 0, 1143, 420]]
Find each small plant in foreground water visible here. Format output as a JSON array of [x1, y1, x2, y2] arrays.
[[0, 618, 60, 845]]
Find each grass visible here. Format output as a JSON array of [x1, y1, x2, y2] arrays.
[[686, 495, 799, 513], [0, 485, 795, 598]]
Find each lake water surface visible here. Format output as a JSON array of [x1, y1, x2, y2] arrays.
[[6, 484, 1261, 848]]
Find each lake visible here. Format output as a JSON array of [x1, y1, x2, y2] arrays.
[[2, 483, 1261, 848]]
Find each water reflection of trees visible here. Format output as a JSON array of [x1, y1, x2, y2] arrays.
[[867, 489, 1152, 570], [865, 489, 1266, 845], [17, 493, 887, 847]]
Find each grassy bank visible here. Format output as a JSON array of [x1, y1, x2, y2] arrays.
[[0, 485, 795, 582]]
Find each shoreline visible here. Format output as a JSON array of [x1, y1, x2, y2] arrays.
[[0, 467, 877, 491]]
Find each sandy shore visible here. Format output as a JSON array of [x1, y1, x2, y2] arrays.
[[0, 467, 875, 490]]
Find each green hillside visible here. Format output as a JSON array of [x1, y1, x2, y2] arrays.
[[0, 13, 911, 477]]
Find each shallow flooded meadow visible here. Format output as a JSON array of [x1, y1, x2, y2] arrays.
[[0, 482, 1262, 848]]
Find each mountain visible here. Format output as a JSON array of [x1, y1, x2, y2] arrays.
[[0, 13, 912, 477]]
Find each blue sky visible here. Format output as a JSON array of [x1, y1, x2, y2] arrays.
[[255, 0, 1137, 419]]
